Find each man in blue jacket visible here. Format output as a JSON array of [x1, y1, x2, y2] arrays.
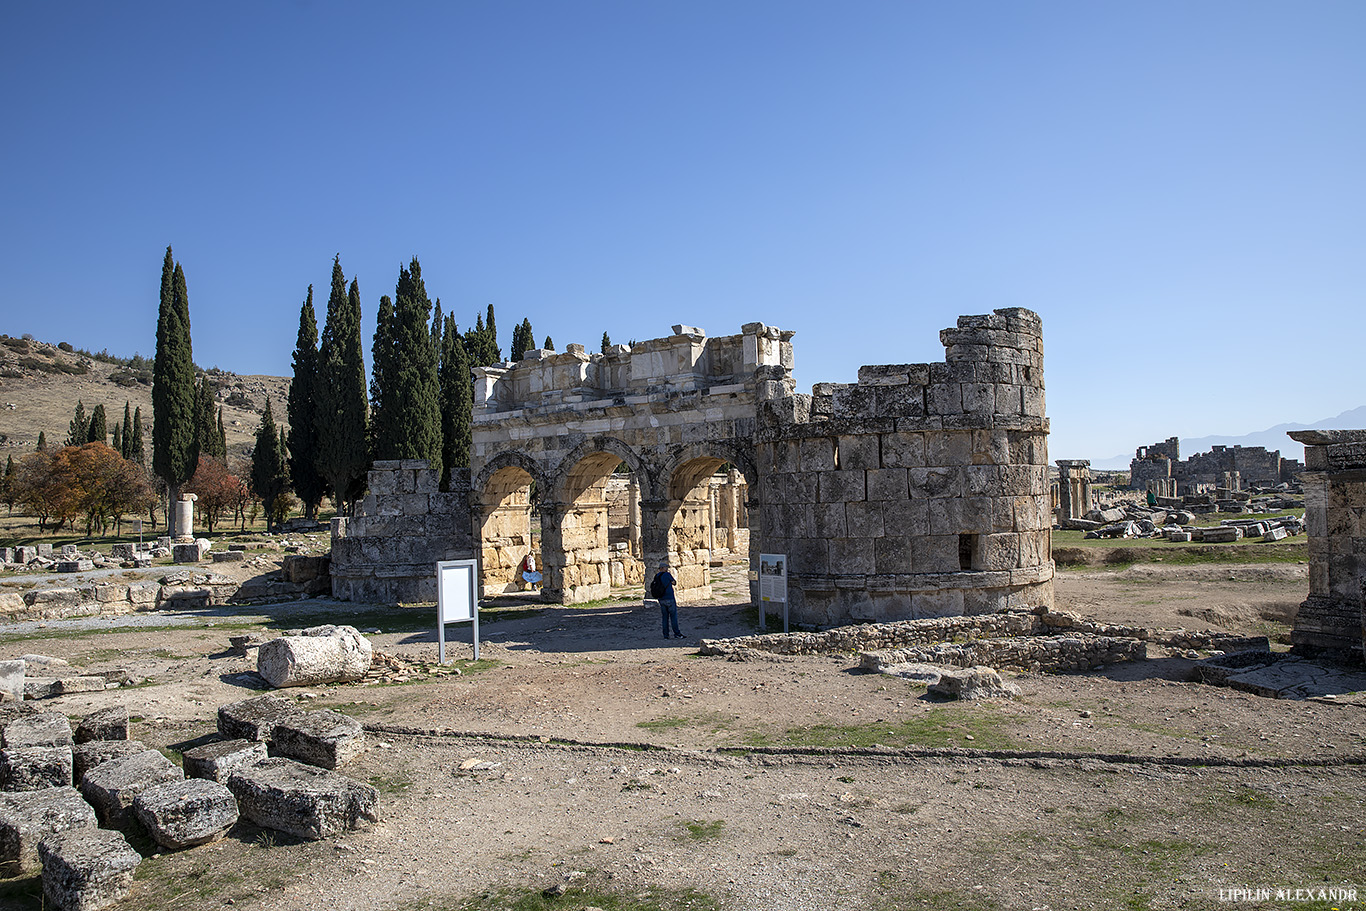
[[652, 565, 683, 639]]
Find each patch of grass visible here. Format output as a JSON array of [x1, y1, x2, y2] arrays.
[[636, 711, 734, 734], [447, 880, 722, 911], [681, 819, 725, 840], [741, 704, 1016, 750], [369, 772, 412, 795], [132, 859, 245, 904]]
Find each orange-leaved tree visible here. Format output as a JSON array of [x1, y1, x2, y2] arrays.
[[183, 455, 247, 534]]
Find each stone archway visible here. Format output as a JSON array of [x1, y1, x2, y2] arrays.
[[473, 452, 546, 597]]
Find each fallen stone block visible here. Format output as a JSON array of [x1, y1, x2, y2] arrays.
[[182, 738, 268, 783], [24, 676, 108, 700], [228, 634, 266, 656], [0, 662, 23, 703], [0, 747, 73, 791], [1262, 525, 1290, 542], [21, 654, 70, 673], [211, 550, 246, 563], [2, 712, 73, 749], [14, 547, 36, 564], [171, 541, 208, 563], [53, 560, 95, 573], [1201, 526, 1243, 543], [218, 694, 301, 742], [72, 741, 147, 784], [75, 707, 129, 744], [38, 827, 141, 911], [78, 750, 183, 830], [0, 704, 38, 727], [1166, 530, 1193, 542], [270, 710, 365, 770], [0, 786, 97, 875], [282, 554, 330, 583], [133, 778, 238, 850], [257, 626, 372, 688], [227, 757, 378, 840], [928, 666, 1021, 700]]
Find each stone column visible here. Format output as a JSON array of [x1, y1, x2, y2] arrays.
[[628, 478, 641, 558], [174, 496, 196, 543], [707, 483, 718, 552]]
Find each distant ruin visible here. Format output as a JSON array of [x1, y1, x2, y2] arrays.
[[332, 308, 1055, 626], [1130, 436, 1302, 493]]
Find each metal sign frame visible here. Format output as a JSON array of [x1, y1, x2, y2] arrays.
[[436, 559, 480, 663], [758, 553, 789, 633]]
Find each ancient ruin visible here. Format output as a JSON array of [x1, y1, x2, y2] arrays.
[[1129, 436, 1302, 493], [1288, 429, 1366, 657], [332, 309, 1054, 627]]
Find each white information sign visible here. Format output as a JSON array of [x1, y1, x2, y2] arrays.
[[758, 553, 789, 633], [436, 559, 480, 663]]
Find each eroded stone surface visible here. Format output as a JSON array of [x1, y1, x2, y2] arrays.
[[72, 741, 147, 784], [0, 786, 97, 875], [256, 627, 372, 688], [38, 827, 141, 911], [0, 746, 73, 791], [227, 757, 378, 840], [270, 710, 365, 770], [928, 665, 1021, 700], [217, 694, 301, 741], [2, 712, 73, 749], [74, 707, 129, 744], [182, 738, 268, 783], [133, 778, 239, 849], [78, 749, 183, 830]]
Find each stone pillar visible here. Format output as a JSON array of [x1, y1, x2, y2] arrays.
[[706, 483, 718, 552], [628, 478, 641, 558], [174, 496, 196, 543], [538, 500, 568, 603], [1055, 460, 1090, 522]]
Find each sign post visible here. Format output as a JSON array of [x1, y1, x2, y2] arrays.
[[436, 559, 480, 664], [758, 553, 788, 633]]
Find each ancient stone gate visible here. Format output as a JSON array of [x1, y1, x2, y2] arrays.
[[470, 324, 791, 603], [466, 308, 1054, 625]]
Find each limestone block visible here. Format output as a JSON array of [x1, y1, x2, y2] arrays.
[[25, 677, 105, 700], [93, 584, 128, 603], [54, 560, 95, 573], [218, 694, 302, 742], [828, 537, 876, 575], [133, 778, 238, 850], [836, 434, 880, 470], [0, 547, 12, 564], [874, 383, 926, 416], [171, 541, 208, 563], [38, 827, 141, 911], [270, 710, 365, 770], [35, 544, 53, 557], [126, 582, 159, 606], [74, 707, 128, 744], [257, 626, 372, 688], [866, 468, 909, 501], [0, 786, 97, 875], [799, 437, 836, 472], [927, 498, 964, 536], [929, 666, 1020, 700], [72, 742, 147, 784], [283, 554, 330, 583], [0, 662, 23, 702], [881, 499, 929, 537], [211, 550, 246, 563], [0, 747, 73, 791], [874, 536, 914, 574], [908, 467, 955, 497], [818, 470, 866, 503], [227, 757, 379, 840], [912, 588, 965, 619], [2, 712, 73, 748], [78, 750, 183, 830]]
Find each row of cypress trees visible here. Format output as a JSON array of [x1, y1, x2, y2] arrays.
[[65, 400, 147, 462], [286, 255, 511, 518]]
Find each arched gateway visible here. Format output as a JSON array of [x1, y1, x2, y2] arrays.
[[470, 324, 784, 603], [331, 309, 1055, 625]]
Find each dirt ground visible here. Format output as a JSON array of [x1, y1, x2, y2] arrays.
[[3, 559, 1364, 911]]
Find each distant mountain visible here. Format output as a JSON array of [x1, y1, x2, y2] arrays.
[[1091, 405, 1366, 471]]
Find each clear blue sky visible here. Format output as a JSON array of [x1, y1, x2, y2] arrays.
[[3, 1, 1362, 462]]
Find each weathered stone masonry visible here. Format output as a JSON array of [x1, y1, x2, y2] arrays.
[[1287, 429, 1366, 657], [753, 308, 1053, 626], [331, 308, 1054, 628]]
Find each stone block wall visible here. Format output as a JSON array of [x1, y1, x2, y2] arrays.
[[329, 461, 475, 604], [755, 308, 1053, 626], [1287, 429, 1366, 657]]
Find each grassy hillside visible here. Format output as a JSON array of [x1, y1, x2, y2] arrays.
[[0, 335, 290, 465]]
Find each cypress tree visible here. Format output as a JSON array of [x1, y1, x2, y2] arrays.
[[439, 313, 472, 488], [67, 401, 88, 447], [485, 303, 500, 361], [87, 404, 107, 444], [369, 294, 395, 457], [250, 398, 289, 533], [37, 431, 47, 452], [544, 336, 555, 351], [193, 377, 218, 459], [287, 286, 326, 519], [510, 317, 534, 362], [314, 258, 370, 513], [152, 247, 198, 534], [131, 408, 145, 464], [372, 259, 441, 465], [216, 408, 227, 460], [112, 421, 123, 455], [601, 331, 612, 354], [121, 401, 134, 459], [430, 299, 443, 358], [1, 455, 14, 512]]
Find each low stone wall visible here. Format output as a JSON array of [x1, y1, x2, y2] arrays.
[[862, 636, 1147, 674], [699, 606, 1264, 672], [0, 579, 234, 623]]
